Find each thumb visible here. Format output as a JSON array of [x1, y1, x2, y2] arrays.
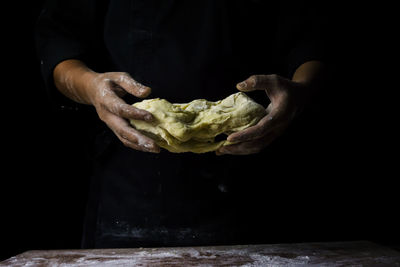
[[236, 74, 281, 94], [112, 72, 152, 98]]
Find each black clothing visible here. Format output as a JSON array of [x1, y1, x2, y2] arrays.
[[36, 0, 326, 248]]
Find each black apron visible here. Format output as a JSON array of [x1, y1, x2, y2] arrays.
[[81, 0, 280, 248]]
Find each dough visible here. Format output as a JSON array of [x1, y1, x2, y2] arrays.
[[130, 92, 266, 153]]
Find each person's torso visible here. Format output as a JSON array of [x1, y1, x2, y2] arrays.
[[87, 0, 283, 248]]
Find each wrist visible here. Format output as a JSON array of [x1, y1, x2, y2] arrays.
[[76, 68, 99, 105], [291, 60, 325, 87], [291, 60, 325, 104], [54, 59, 97, 105]]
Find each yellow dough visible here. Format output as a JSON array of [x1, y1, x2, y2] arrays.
[[130, 92, 266, 153]]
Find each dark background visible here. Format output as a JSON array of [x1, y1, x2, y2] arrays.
[[1, 1, 397, 261]]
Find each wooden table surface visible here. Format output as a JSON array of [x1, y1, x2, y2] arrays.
[[2, 241, 399, 266]]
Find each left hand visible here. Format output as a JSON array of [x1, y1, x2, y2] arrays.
[[216, 74, 309, 155]]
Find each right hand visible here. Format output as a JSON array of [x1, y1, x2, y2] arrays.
[[54, 60, 159, 153], [86, 72, 160, 153]]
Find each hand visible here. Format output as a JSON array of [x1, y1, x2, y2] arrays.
[[86, 72, 160, 153], [53, 59, 160, 153], [54, 60, 160, 153], [216, 74, 309, 155]]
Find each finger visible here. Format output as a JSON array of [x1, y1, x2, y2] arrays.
[[217, 141, 260, 156], [102, 91, 153, 121], [219, 141, 263, 155], [227, 110, 279, 143], [111, 72, 152, 98], [103, 113, 160, 153], [236, 74, 281, 93], [118, 136, 155, 153], [218, 132, 279, 155]]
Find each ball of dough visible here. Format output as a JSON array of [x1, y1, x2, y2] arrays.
[[130, 92, 266, 153]]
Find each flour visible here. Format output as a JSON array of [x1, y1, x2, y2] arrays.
[[3, 241, 399, 267]]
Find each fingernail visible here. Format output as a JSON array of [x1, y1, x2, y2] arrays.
[[144, 142, 158, 153], [227, 136, 237, 142], [140, 86, 151, 94], [145, 114, 153, 121], [219, 148, 227, 154], [146, 144, 160, 153], [144, 143, 153, 149], [139, 86, 148, 92], [237, 81, 247, 90]]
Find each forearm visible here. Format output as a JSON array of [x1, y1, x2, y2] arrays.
[[292, 60, 325, 88], [53, 59, 97, 105], [290, 60, 326, 106]]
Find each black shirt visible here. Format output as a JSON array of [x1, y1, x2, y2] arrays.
[[36, 0, 326, 248]]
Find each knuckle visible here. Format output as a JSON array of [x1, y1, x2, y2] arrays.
[[118, 104, 133, 116], [135, 110, 150, 120], [249, 75, 259, 87], [115, 128, 126, 139], [118, 72, 132, 81], [107, 99, 125, 115], [94, 73, 106, 82], [269, 74, 281, 86], [122, 130, 137, 142], [124, 141, 141, 151], [108, 103, 120, 115], [119, 134, 138, 148], [268, 73, 278, 80], [268, 74, 279, 81], [98, 97, 109, 108]]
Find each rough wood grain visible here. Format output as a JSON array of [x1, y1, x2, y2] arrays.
[[2, 241, 400, 266]]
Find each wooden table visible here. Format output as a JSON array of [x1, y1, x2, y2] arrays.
[[2, 241, 399, 266]]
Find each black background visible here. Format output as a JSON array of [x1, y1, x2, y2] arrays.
[[1, 1, 398, 261]]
